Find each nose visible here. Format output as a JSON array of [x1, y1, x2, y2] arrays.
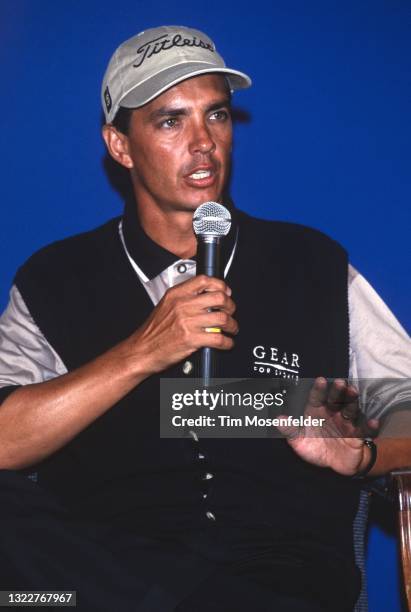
[[188, 119, 216, 155]]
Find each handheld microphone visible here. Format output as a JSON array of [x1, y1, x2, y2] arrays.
[[192, 202, 232, 385]]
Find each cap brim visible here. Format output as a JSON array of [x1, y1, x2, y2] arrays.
[[119, 62, 251, 111]]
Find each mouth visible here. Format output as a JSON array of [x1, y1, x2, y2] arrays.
[[184, 166, 217, 188], [189, 169, 212, 180]]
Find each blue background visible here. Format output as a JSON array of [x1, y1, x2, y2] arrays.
[[1, 1, 409, 609]]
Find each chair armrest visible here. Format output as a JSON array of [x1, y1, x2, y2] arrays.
[[391, 468, 411, 610]]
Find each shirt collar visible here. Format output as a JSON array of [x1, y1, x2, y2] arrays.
[[121, 198, 239, 281]]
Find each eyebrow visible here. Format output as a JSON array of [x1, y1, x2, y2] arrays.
[[148, 98, 231, 122]]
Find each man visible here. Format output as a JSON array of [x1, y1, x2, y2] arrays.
[[0, 25, 409, 611]]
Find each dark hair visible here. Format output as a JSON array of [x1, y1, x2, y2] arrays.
[[111, 107, 134, 135]]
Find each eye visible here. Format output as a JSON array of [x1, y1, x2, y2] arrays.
[[160, 117, 179, 129], [209, 109, 230, 122]]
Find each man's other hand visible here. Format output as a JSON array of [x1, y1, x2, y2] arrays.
[[277, 377, 379, 476]]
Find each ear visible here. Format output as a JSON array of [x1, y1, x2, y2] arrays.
[[102, 124, 133, 169]]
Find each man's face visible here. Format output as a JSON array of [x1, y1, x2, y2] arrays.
[[123, 74, 232, 214]]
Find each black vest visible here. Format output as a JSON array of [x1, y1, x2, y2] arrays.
[[15, 210, 360, 562]]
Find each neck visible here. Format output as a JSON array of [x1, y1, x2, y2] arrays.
[[137, 205, 197, 259]]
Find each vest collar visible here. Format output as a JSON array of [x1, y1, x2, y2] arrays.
[[121, 198, 239, 281]]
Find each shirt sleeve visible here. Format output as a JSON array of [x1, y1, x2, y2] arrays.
[[348, 265, 411, 420], [0, 285, 67, 401]]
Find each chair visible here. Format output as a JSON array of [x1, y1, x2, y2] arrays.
[[391, 468, 411, 610], [354, 470, 411, 612]]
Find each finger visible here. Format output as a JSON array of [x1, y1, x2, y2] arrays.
[[353, 417, 379, 438], [330, 406, 376, 438], [325, 380, 360, 424], [196, 330, 235, 351], [174, 275, 232, 297], [197, 312, 239, 335], [327, 379, 348, 408], [340, 401, 361, 423], [193, 291, 236, 315], [307, 377, 328, 408], [367, 418, 379, 430], [333, 412, 364, 437], [329, 380, 359, 406], [356, 419, 380, 438], [275, 415, 302, 440], [343, 384, 360, 413]]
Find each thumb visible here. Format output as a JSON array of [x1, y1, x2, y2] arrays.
[[275, 415, 302, 440]]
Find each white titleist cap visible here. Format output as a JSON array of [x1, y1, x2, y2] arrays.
[[102, 25, 252, 123]]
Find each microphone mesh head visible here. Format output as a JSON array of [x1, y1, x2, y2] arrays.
[[192, 202, 232, 237]]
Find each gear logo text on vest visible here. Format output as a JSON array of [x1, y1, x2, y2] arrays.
[[252, 345, 300, 380]]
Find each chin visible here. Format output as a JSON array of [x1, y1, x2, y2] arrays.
[[189, 192, 223, 208], [171, 187, 225, 213]]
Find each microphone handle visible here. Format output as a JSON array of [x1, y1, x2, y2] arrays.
[[196, 238, 222, 385], [196, 238, 222, 278]]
